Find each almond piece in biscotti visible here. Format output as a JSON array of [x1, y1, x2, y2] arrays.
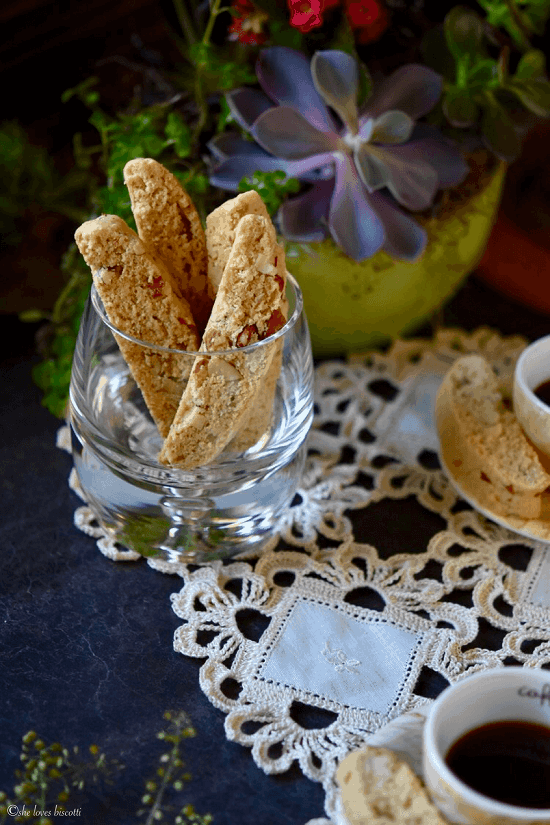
[[74, 214, 200, 439], [159, 213, 287, 469], [123, 158, 213, 335]]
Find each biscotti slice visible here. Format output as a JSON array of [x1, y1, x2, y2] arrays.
[[123, 158, 213, 335], [208, 191, 285, 452], [336, 746, 447, 825], [226, 344, 283, 452], [159, 213, 287, 468], [206, 190, 270, 293], [436, 354, 550, 519], [75, 214, 200, 438]]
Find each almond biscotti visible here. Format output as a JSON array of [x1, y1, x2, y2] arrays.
[[206, 190, 284, 452], [124, 158, 213, 335], [336, 746, 447, 825], [205, 189, 270, 293], [74, 214, 200, 438], [159, 213, 287, 468], [436, 354, 550, 519]]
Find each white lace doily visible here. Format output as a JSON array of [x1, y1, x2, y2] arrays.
[[64, 327, 550, 824]]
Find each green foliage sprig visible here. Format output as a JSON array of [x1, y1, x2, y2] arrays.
[[0, 121, 89, 248], [477, 0, 550, 50], [138, 711, 213, 825], [0, 713, 212, 825], [423, 4, 550, 160], [238, 170, 301, 216], [0, 730, 122, 824]]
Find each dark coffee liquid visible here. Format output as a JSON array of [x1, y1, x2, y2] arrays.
[[535, 379, 550, 409], [445, 720, 550, 808]]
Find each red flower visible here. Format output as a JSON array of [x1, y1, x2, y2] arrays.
[[345, 0, 388, 43], [286, 0, 387, 41], [287, 0, 324, 32], [228, 0, 269, 44]]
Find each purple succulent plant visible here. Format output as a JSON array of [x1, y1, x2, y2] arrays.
[[209, 47, 469, 261]]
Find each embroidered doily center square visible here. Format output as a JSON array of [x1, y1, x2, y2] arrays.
[[256, 595, 426, 715]]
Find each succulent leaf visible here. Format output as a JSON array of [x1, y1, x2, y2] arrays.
[[226, 88, 274, 131], [311, 51, 359, 134], [354, 144, 389, 191], [506, 77, 550, 118], [279, 179, 333, 242], [405, 134, 469, 188], [211, 48, 464, 262], [369, 191, 428, 261], [481, 94, 521, 161], [444, 6, 485, 62], [208, 133, 263, 160], [329, 155, 385, 260], [367, 144, 439, 210], [256, 47, 335, 131], [515, 50, 547, 80], [360, 65, 443, 123], [371, 111, 414, 144], [253, 106, 339, 158], [443, 87, 479, 127], [209, 151, 291, 190]]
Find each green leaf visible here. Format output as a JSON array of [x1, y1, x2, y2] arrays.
[[238, 170, 300, 216], [515, 49, 547, 80], [94, 183, 135, 228], [481, 94, 521, 160], [268, 19, 304, 49], [468, 57, 498, 86], [19, 309, 48, 323], [216, 96, 234, 134], [507, 77, 550, 116], [443, 87, 479, 126], [61, 76, 100, 106], [444, 6, 485, 62], [165, 111, 192, 158], [88, 109, 113, 139]]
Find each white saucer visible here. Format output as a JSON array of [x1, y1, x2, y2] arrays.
[[437, 436, 550, 546]]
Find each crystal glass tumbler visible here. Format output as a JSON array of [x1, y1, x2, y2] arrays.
[[69, 274, 313, 562]]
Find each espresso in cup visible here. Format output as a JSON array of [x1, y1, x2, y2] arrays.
[[423, 668, 550, 824], [445, 719, 550, 809], [535, 380, 550, 410], [513, 334, 550, 459]]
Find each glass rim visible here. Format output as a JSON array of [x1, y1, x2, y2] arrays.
[[90, 271, 304, 357]]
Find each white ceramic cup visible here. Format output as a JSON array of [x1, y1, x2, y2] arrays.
[[513, 334, 550, 458], [423, 667, 550, 824]]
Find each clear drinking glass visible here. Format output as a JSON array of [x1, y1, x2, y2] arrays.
[[69, 274, 314, 562]]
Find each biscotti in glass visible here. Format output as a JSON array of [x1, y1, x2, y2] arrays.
[[69, 274, 313, 561]]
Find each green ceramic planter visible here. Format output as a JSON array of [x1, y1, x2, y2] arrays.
[[287, 162, 507, 357]]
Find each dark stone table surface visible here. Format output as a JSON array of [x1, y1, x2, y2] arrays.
[[1, 273, 549, 825]]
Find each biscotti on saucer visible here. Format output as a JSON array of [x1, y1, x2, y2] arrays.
[[335, 746, 447, 825], [436, 354, 550, 519]]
